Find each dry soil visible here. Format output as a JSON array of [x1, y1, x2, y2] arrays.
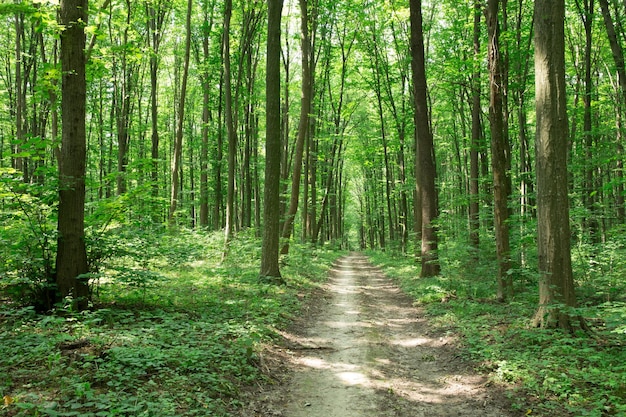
[[237, 253, 518, 417]]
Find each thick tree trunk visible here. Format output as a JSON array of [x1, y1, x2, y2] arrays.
[[56, 0, 90, 310], [533, 0, 584, 331], [260, 0, 284, 280], [410, 0, 440, 277]]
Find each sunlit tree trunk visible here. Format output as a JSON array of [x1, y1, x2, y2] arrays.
[[410, 0, 440, 277], [56, 0, 90, 310], [533, 0, 584, 331]]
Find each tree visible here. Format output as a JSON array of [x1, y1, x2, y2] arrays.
[[260, 0, 284, 280], [487, 0, 513, 301], [532, 0, 583, 330], [469, 0, 481, 256], [168, 0, 193, 224], [280, 0, 313, 255], [56, 0, 90, 310], [145, 0, 171, 200], [410, 0, 440, 277], [223, 0, 236, 244]]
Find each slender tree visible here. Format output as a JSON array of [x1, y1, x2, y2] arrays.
[[533, 0, 584, 330], [469, 0, 481, 256], [260, 0, 284, 280], [487, 0, 513, 300], [168, 0, 193, 224], [223, 0, 236, 244], [280, 0, 313, 254], [56, 0, 90, 310], [146, 0, 170, 199], [410, 0, 440, 277]]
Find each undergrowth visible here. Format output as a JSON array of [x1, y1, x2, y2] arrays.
[[368, 241, 626, 417], [0, 228, 341, 417]]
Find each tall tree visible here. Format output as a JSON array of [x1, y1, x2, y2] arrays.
[[533, 0, 583, 330], [56, 0, 90, 309], [223, 0, 237, 244], [168, 0, 193, 223], [145, 0, 170, 199], [260, 0, 284, 280], [280, 0, 314, 254], [469, 0, 481, 256], [410, 0, 440, 277], [487, 0, 513, 300]]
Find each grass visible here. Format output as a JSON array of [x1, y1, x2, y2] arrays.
[[368, 245, 626, 417], [0, 229, 343, 417]]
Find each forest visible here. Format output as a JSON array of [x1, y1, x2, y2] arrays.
[[1, 0, 626, 415]]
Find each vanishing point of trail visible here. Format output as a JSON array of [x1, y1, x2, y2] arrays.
[[241, 253, 515, 417]]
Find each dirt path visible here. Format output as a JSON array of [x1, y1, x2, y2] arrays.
[[239, 253, 517, 416]]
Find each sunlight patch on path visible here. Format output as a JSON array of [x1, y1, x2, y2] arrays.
[[281, 253, 511, 417]]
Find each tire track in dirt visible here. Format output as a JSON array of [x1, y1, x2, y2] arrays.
[[239, 253, 516, 417]]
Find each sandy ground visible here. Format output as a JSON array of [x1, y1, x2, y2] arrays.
[[237, 253, 518, 417]]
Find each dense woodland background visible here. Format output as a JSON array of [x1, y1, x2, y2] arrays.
[[1, 0, 626, 415]]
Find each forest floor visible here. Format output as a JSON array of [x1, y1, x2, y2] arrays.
[[236, 253, 518, 417]]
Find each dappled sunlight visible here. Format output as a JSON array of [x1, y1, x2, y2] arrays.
[[390, 337, 431, 347], [281, 254, 506, 417]]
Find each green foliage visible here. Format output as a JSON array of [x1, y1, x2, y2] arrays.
[[0, 168, 58, 310], [0, 229, 341, 416], [370, 240, 626, 417]]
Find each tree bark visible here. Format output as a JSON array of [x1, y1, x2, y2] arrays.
[[599, 0, 626, 104], [168, 0, 192, 224], [487, 0, 513, 300], [410, 0, 440, 277], [146, 0, 169, 200], [223, 0, 237, 244], [260, 0, 284, 280], [469, 0, 481, 256], [56, 0, 90, 310], [533, 0, 584, 331], [280, 0, 314, 255]]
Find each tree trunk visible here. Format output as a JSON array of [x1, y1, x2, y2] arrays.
[[599, 0, 626, 104], [200, 18, 211, 227], [281, 0, 314, 254], [56, 0, 90, 310], [223, 0, 237, 244], [168, 0, 192, 224], [14, 11, 25, 178], [260, 0, 284, 280], [410, 0, 440, 277], [599, 0, 626, 222], [487, 0, 513, 301], [469, 0, 481, 256], [146, 0, 169, 200], [533, 0, 584, 331]]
